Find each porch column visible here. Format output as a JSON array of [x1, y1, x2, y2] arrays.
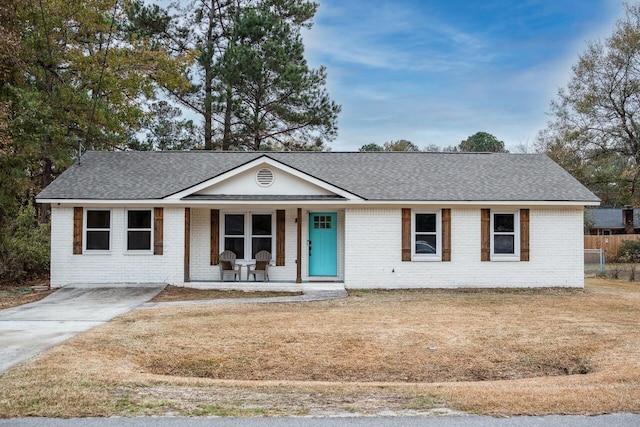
[[296, 208, 302, 284], [184, 208, 191, 283]]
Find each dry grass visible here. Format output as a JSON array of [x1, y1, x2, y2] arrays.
[[1, 278, 639, 417], [151, 286, 302, 302], [0, 282, 53, 310]]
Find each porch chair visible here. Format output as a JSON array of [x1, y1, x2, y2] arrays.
[[247, 250, 271, 282], [219, 250, 241, 282]]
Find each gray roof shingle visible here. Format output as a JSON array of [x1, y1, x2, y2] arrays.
[[586, 208, 639, 229], [36, 151, 600, 202]]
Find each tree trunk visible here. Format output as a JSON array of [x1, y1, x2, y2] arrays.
[[222, 84, 233, 150], [38, 151, 53, 223], [203, 3, 215, 151]]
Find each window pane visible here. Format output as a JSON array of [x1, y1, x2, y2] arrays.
[[252, 214, 272, 235], [87, 211, 110, 228], [225, 214, 244, 235], [224, 237, 244, 259], [415, 234, 437, 254], [252, 237, 272, 258], [494, 214, 514, 232], [128, 210, 151, 229], [127, 231, 151, 250], [86, 231, 109, 250], [416, 213, 436, 232], [494, 235, 515, 254]]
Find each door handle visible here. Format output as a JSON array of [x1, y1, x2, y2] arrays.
[[308, 240, 312, 256]]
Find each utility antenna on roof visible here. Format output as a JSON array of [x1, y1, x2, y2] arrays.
[[78, 139, 85, 166]]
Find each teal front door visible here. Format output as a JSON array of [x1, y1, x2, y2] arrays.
[[308, 212, 337, 276]]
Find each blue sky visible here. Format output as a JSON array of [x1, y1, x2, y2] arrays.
[[301, 0, 623, 151]]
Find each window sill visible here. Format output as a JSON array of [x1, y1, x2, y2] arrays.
[[411, 256, 442, 262], [490, 255, 521, 262], [82, 250, 111, 255], [124, 251, 154, 255]]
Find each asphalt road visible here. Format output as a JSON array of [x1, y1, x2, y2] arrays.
[[1, 415, 639, 427]]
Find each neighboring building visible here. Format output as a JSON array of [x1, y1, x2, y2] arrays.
[[585, 207, 640, 235], [36, 151, 599, 289]]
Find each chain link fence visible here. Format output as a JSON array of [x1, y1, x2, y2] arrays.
[[585, 249, 605, 276]]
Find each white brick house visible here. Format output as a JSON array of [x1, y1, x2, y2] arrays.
[[36, 151, 599, 289]]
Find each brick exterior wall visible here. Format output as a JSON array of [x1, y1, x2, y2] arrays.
[[344, 207, 584, 288], [50, 205, 583, 288], [50, 206, 184, 287]]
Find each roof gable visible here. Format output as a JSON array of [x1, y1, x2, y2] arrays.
[[168, 156, 362, 200]]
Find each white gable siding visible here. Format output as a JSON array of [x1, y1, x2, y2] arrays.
[[195, 164, 335, 196], [49, 206, 184, 287], [344, 207, 584, 288]]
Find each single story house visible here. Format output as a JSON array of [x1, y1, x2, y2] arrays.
[[36, 151, 599, 289], [585, 206, 639, 235]]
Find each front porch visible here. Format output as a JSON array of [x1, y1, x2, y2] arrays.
[[184, 207, 345, 288]]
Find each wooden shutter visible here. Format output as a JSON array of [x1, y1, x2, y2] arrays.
[[442, 208, 451, 262], [520, 209, 530, 261], [210, 209, 219, 265], [481, 209, 490, 262], [153, 208, 163, 255], [402, 208, 411, 261], [276, 210, 285, 266], [73, 207, 83, 255]]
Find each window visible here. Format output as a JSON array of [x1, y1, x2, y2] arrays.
[[251, 214, 272, 258], [85, 210, 110, 251], [127, 210, 152, 251], [491, 212, 519, 258], [313, 215, 332, 229], [223, 213, 273, 260], [224, 214, 245, 259], [412, 211, 441, 258]]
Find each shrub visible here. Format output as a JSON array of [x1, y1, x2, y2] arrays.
[[0, 202, 50, 282], [618, 239, 640, 263]]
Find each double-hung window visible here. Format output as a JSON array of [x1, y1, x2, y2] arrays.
[[127, 210, 152, 251], [223, 213, 273, 260], [85, 210, 111, 251], [491, 212, 519, 259], [412, 210, 441, 259]]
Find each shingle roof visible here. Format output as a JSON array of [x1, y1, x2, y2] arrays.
[[36, 151, 600, 202], [586, 208, 640, 229]]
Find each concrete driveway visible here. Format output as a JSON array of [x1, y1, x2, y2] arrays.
[[0, 284, 165, 373]]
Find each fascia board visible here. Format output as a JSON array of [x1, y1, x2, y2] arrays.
[[39, 198, 599, 207]]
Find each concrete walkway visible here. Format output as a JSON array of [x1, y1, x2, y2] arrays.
[[0, 285, 165, 373], [141, 289, 348, 309]]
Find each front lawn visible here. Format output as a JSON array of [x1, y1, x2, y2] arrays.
[[0, 278, 639, 417]]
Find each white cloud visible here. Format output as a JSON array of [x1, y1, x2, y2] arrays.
[[302, 0, 624, 152]]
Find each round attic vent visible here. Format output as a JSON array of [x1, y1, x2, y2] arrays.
[[256, 168, 274, 187]]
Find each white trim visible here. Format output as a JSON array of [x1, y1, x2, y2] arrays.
[[411, 210, 442, 261], [125, 208, 153, 253], [84, 208, 111, 253], [165, 157, 364, 201], [39, 198, 599, 207], [490, 210, 520, 261]]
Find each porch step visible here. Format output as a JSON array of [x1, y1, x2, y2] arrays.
[[186, 281, 345, 293]]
